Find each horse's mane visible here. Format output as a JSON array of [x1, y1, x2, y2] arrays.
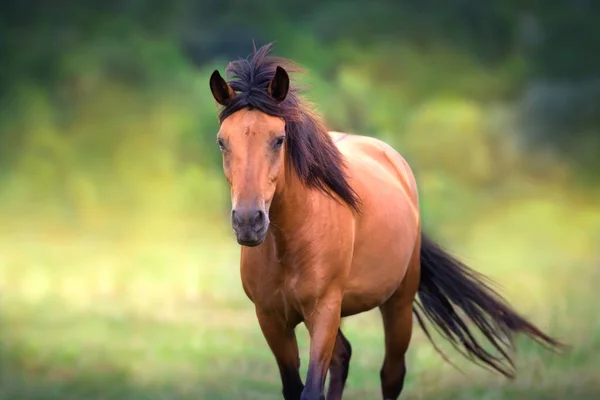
[[217, 43, 361, 212]]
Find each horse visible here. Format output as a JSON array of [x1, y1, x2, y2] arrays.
[[208, 43, 564, 400]]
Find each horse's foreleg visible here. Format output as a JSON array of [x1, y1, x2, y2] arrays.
[[326, 328, 352, 400], [256, 308, 304, 400], [301, 293, 343, 400]]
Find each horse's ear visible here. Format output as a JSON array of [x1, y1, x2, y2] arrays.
[[209, 70, 235, 106], [268, 66, 289, 103]]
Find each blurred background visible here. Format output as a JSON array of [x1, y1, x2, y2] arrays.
[[1, 1, 599, 399]]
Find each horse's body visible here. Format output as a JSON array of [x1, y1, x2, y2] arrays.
[[209, 44, 563, 400], [242, 129, 420, 320]]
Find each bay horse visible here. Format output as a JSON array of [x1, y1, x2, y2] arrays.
[[208, 44, 563, 400]]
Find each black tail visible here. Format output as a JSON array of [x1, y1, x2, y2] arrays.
[[413, 232, 565, 378]]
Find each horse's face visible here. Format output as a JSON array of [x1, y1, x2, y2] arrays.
[[210, 67, 290, 247], [217, 110, 286, 246]]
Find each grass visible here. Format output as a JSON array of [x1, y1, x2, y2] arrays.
[[1, 206, 599, 400]]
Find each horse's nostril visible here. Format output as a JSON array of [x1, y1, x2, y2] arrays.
[[232, 207, 266, 230], [231, 209, 240, 226], [251, 210, 265, 226]]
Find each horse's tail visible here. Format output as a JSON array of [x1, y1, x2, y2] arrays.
[[413, 232, 566, 378]]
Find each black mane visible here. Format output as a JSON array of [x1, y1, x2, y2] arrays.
[[217, 43, 361, 212]]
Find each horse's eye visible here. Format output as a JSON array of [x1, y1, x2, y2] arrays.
[[273, 136, 285, 149], [217, 138, 226, 151]]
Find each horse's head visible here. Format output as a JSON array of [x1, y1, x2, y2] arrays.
[[209, 66, 290, 247]]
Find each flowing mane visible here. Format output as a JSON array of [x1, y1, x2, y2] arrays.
[[216, 43, 361, 212]]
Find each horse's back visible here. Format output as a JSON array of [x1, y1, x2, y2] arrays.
[[329, 131, 421, 315], [329, 131, 419, 210]]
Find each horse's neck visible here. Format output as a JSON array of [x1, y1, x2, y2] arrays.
[[269, 170, 314, 239]]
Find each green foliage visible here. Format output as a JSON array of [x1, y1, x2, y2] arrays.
[[1, 1, 598, 235]]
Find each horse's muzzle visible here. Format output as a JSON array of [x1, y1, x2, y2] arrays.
[[231, 206, 269, 247]]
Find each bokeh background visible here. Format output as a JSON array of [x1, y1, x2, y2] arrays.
[[1, 1, 599, 399]]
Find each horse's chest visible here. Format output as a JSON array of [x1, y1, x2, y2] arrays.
[[243, 265, 308, 325]]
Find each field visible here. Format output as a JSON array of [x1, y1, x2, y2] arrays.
[[1, 201, 599, 400]]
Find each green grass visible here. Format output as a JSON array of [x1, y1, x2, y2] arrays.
[[1, 212, 599, 400]]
